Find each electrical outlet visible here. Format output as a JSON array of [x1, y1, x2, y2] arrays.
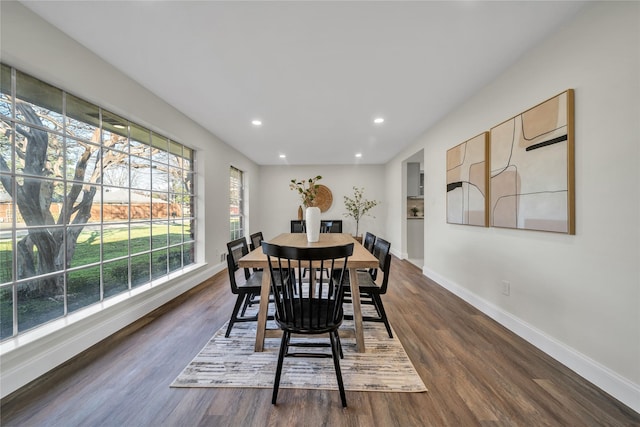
[[220, 252, 227, 262], [501, 280, 510, 296]]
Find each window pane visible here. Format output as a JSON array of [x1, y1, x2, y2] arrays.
[[169, 197, 182, 221], [168, 140, 182, 159], [169, 221, 183, 246], [67, 265, 100, 313], [72, 187, 100, 224], [168, 246, 182, 272], [103, 159, 130, 189], [0, 174, 14, 227], [69, 224, 101, 268], [102, 148, 129, 187], [152, 221, 168, 250], [14, 127, 64, 178], [13, 177, 64, 225], [102, 186, 129, 223], [103, 224, 129, 261], [150, 132, 168, 156], [129, 123, 150, 156], [131, 190, 152, 221], [15, 69, 64, 133], [130, 156, 151, 190], [0, 121, 13, 171], [0, 285, 13, 339], [185, 219, 195, 243], [101, 110, 128, 150], [0, 228, 12, 284], [151, 249, 167, 280], [130, 222, 151, 254], [169, 166, 185, 194], [15, 226, 65, 279], [103, 258, 129, 298], [0, 63, 12, 118], [65, 138, 100, 183], [152, 197, 168, 221], [65, 94, 100, 142], [183, 242, 195, 266], [152, 166, 169, 193], [17, 275, 64, 332], [131, 253, 150, 288], [182, 195, 193, 219]]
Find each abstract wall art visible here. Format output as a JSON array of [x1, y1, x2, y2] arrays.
[[446, 132, 489, 227], [489, 89, 575, 234]]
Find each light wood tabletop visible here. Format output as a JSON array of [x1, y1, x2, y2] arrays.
[[238, 233, 378, 352]]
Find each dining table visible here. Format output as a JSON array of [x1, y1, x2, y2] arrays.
[[237, 232, 379, 353]]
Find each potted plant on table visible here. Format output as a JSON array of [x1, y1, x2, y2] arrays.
[[290, 175, 323, 242], [343, 186, 379, 242]]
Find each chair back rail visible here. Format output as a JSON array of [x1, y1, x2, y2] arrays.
[[370, 237, 391, 292], [262, 242, 353, 332]]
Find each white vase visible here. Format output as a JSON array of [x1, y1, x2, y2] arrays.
[[305, 206, 321, 242]]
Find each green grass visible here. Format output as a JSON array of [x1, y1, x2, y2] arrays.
[[0, 225, 194, 340]]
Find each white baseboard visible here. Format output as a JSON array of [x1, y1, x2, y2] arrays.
[[391, 248, 406, 259], [422, 265, 640, 415], [0, 262, 225, 399]]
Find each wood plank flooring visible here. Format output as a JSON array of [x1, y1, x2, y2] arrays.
[[2, 257, 639, 426]]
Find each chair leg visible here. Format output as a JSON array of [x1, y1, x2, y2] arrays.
[[240, 293, 252, 316], [373, 294, 393, 338], [225, 294, 245, 338], [329, 330, 347, 407], [272, 330, 290, 405]]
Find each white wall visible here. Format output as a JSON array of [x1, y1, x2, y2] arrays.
[[387, 2, 639, 411], [256, 165, 386, 241], [0, 1, 260, 397]]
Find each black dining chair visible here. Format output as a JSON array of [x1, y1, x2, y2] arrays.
[[225, 237, 283, 337], [249, 231, 264, 251], [361, 232, 377, 278], [249, 231, 265, 272], [291, 221, 306, 233], [225, 237, 263, 337], [340, 237, 393, 338], [262, 241, 354, 408], [362, 232, 376, 253]]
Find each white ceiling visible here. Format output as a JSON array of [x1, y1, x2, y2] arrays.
[[20, 1, 587, 165]]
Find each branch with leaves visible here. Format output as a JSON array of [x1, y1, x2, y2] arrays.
[[289, 175, 322, 207], [343, 186, 379, 237]]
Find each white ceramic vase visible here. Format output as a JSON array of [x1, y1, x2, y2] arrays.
[[305, 206, 321, 242]]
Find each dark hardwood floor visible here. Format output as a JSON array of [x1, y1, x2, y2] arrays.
[[2, 257, 638, 426]]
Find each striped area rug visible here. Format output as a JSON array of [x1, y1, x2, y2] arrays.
[[171, 307, 427, 393]]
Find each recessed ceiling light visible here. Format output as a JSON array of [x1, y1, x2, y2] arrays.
[[373, 117, 384, 124], [355, 153, 362, 158], [279, 154, 286, 159], [113, 124, 126, 129], [251, 120, 262, 126]]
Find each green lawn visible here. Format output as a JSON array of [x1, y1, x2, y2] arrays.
[[0, 224, 193, 339]]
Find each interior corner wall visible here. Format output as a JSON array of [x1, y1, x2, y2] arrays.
[[0, 1, 260, 398], [386, 1, 640, 411]]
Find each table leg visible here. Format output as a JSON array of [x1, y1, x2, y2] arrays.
[[349, 267, 365, 353], [254, 270, 271, 352]]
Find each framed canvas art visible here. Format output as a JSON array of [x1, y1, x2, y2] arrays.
[[446, 132, 489, 226], [489, 89, 575, 234]]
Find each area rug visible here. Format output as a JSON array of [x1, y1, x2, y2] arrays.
[[171, 306, 427, 393]]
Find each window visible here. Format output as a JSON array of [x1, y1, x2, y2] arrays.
[[0, 64, 196, 340], [229, 166, 244, 240]]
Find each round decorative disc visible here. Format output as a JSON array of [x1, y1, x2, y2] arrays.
[[311, 185, 333, 212]]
